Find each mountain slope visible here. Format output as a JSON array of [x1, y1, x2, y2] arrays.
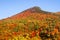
[[3, 6, 55, 20], [0, 6, 60, 40]]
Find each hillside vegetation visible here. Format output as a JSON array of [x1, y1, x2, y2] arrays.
[[0, 7, 60, 40]]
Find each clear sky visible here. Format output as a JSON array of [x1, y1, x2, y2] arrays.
[[0, 0, 60, 19]]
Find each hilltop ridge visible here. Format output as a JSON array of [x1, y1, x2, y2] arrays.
[[2, 6, 55, 20]]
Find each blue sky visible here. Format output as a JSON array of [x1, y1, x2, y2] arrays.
[[0, 0, 60, 19]]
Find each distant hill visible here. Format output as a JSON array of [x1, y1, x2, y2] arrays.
[[0, 6, 60, 40], [56, 12, 60, 15]]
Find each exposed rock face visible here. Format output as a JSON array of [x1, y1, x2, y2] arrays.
[[27, 6, 42, 13]]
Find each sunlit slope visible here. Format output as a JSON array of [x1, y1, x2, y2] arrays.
[[0, 6, 60, 40]]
